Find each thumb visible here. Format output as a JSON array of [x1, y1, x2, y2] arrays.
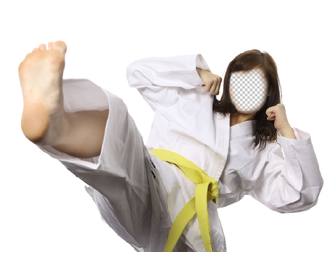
[[266, 106, 274, 115]]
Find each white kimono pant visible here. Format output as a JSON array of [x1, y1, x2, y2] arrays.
[[36, 79, 197, 252]]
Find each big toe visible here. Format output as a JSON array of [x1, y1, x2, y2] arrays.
[[50, 40, 67, 54]]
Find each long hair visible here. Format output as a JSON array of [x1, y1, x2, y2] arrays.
[[213, 49, 282, 151]]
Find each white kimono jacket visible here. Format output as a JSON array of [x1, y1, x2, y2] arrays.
[[126, 54, 324, 251]]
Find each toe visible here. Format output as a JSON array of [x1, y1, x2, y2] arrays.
[[39, 44, 46, 50], [53, 40, 67, 54], [48, 41, 54, 49]]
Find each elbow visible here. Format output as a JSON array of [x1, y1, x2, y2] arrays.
[[126, 63, 150, 88], [272, 186, 323, 214], [126, 63, 137, 87], [273, 199, 318, 214]]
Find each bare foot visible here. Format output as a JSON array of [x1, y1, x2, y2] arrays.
[[19, 40, 67, 142]]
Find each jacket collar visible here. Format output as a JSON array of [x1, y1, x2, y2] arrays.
[[230, 119, 256, 139]]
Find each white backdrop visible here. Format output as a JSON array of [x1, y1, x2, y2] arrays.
[[1, 0, 335, 279]]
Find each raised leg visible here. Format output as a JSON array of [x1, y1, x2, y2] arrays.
[[19, 40, 108, 157]]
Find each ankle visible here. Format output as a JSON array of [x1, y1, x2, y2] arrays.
[[39, 110, 69, 147], [21, 100, 68, 147]]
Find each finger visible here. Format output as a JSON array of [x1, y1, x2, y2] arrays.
[[267, 114, 275, 119], [214, 78, 221, 95], [266, 107, 274, 116], [209, 80, 217, 95], [205, 81, 213, 93], [267, 112, 276, 119]]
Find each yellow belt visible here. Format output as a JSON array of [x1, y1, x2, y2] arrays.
[[149, 148, 219, 252]]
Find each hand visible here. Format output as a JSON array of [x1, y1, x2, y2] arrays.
[[196, 67, 222, 95], [265, 103, 292, 131]]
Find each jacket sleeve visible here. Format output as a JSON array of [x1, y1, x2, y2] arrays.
[[126, 54, 210, 111], [238, 127, 324, 213]]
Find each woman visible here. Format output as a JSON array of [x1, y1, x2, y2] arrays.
[[19, 41, 324, 252]]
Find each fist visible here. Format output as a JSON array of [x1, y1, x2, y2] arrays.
[[197, 67, 222, 96], [265, 103, 291, 131]]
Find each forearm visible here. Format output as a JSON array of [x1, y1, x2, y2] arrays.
[[196, 67, 202, 75], [196, 67, 209, 80], [278, 125, 296, 139], [40, 109, 109, 158]]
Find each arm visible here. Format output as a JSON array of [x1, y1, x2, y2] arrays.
[[239, 127, 324, 213], [126, 54, 210, 89], [126, 54, 221, 110]]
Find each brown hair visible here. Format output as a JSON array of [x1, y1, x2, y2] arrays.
[[213, 49, 282, 151]]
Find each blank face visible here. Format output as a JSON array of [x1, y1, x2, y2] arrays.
[[229, 68, 268, 114]]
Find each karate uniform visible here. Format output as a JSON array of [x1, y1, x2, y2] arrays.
[[35, 54, 324, 252]]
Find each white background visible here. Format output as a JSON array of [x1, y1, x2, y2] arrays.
[[1, 0, 335, 279]]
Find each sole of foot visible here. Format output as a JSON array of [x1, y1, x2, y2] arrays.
[[19, 40, 67, 143]]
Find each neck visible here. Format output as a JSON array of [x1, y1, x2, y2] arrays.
[[230, 113, 255, 126]]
